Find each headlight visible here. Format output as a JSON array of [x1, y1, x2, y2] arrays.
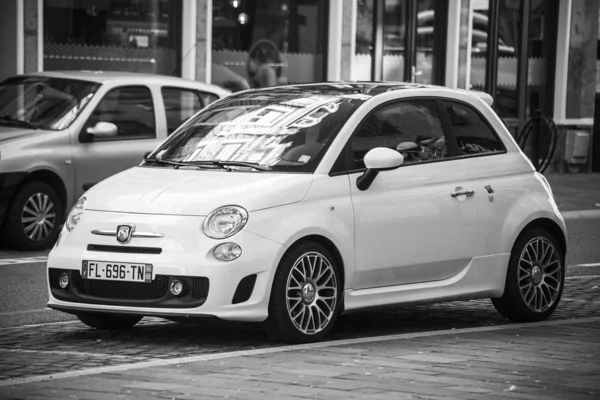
[[65, 197, 86, 232], [203, 205, 248, 239]]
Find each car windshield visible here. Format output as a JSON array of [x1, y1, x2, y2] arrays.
[[146, 86, 369, 173], [0, 76, 100, 131]]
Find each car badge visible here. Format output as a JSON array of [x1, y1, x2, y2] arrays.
[[484, 185, 495, 202], [116, 224, 135, 244]]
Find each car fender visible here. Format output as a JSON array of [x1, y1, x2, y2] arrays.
[[500, 192, 567, 256], [244, 174, 356, 289]]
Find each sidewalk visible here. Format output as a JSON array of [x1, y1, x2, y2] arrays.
[[3, 316, 599, 399], [545, 172, 600, 212]]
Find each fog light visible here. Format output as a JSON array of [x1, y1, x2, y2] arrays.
[[214, 243, 242, 261], [59, 272, 69, 289], [170, 280, 184, 296]]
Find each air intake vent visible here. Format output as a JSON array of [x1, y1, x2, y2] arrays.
[[87, 244, 162, 254], [232, 274, 257, 304]]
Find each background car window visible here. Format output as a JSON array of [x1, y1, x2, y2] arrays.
[[350, 100, 447, 169], [162, 88, 211, 135], [87, 86, 156, 140], [443, 101, 505, 156]]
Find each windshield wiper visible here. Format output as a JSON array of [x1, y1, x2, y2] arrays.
[[0, 116, 39, 130], [143, 158, 269, 171], [143, 157, 189, 168], [183, 160, 270, 171]]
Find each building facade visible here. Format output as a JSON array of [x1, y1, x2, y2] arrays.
[[0, 0, 598, 172]]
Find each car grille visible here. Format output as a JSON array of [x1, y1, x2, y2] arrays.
[[87, 244, 162, 254], [72, 272, 170, 300], [49, 268, 209, 307]]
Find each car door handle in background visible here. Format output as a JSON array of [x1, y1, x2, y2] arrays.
[[451, 189, 475, 197]]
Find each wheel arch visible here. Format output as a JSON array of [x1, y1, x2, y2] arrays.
[[25, 169, 69, 215], [512, 217, 567, 259], [287, 234, 346, 299]]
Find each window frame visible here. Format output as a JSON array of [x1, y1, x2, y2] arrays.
[[81, 85, 157, 143], [329, 96, 508, 176], [441, 99, 508, 160], [160, 86, 209, 135]]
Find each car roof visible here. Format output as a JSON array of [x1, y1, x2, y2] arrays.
[[20, 70, 230, 95], [235, 81, 494, 107]]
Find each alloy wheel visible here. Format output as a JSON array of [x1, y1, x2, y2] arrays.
[[517, 237, 562, 312], [286, 251, 338, 335], [21, 193, 56, 242]]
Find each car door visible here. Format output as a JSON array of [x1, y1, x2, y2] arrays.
[[336, 99, 478, 289], [440, 100, 519, 258], [160, 86, 219, 136], [72, 85, 163, 198]]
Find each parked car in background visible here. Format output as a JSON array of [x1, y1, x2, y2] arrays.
[[0, 71, 229, 250], [47, 82, 567, 344]]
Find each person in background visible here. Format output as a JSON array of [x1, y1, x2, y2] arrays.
[[247, 39, 287, 88]]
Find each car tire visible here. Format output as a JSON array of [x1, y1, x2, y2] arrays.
[[0, 181, 64, 251], [264, 241, 342, 344], [77, 313, 143, 330], [492, 228, 565, 322]]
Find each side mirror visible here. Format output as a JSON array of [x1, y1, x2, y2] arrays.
[[356, 147, 404, 191], [82, 121, 118, 142]]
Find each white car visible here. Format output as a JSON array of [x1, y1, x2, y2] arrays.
[[47, 82, 567, 343]]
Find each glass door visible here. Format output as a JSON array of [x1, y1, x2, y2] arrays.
[[355, 0, 447, 84]]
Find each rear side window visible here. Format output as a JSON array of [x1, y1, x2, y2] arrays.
[[161, 88, 210, 135], [443, 101, 505, 156]]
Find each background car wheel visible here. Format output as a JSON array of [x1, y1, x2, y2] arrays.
[[264, 241, 341, 344], [0, 181, 64, 251], [77, 313, 143, 330], [492, 228, 565, 322]]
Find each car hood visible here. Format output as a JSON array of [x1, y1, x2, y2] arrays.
[[85, 166, 314, 216], [0, 126, 43, 144]]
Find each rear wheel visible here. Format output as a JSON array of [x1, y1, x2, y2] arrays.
[[264, 241, 341, 343], [0, 181, 64, 250], [77, 313, 143, 330], [492, 228, 565, 322]]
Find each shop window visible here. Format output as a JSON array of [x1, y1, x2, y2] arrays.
[[351, 100, 447, 169], [43, 0, 181, 76], [86, 86, 156, 140], [211, 0, 328, 91], [443, 101, 505, 156]]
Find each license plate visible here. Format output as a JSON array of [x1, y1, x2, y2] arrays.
[[82, 261, 153, 283]]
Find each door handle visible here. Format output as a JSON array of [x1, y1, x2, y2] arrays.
[[451, 189, 475, 197]]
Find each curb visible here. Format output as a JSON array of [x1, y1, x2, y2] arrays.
[[562, 209, 600, 220], [566, 263, 600, 277]]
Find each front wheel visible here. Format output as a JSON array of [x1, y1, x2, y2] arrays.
[[77, 313, 143, 330], [264, 241, 341, 343], [0, 181, 64, 250], [492, 228, 565, 322]]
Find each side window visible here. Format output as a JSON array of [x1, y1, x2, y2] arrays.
[[87, 86, 156, 140], [350, 100, 447, 169], [161, 88, 206, 135], [443, 101, 505, 156], [199, 92, 219, 107]]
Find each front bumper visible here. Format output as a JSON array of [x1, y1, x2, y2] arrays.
[[47, 210, 286, 322]]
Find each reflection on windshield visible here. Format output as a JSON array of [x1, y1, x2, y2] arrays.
[[0, 76, 100, 131], [150, 87, 368, 172]]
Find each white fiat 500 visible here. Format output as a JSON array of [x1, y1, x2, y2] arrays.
[[47, 83, 566, 343]]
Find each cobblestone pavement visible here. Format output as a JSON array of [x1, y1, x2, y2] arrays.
[[0, 276, 598, 399]]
